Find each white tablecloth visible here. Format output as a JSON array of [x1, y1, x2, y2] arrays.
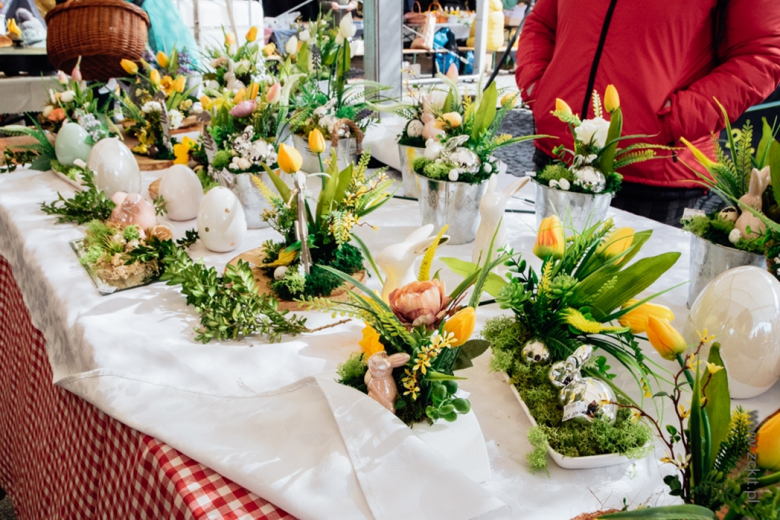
[[1, 165, 779, 520], [0, 75, 57, 115]]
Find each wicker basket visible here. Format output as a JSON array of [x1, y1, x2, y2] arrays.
[[45, 0, 149, 81]]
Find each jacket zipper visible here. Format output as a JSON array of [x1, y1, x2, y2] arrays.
[[581, 0, 620, 118]]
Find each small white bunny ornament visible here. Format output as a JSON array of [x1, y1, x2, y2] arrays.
[[376, 224, 450, 301], [471, 175, 530, 264], [365, 351, 411, 412]]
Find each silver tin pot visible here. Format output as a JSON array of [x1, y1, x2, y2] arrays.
[[220, 171, 271, 229], [534, 179, 613, 234], [398, 144, 424, 199], [292, 133, 357, 173], [416, 173, 487, 245], [687, 233, 766, 308]]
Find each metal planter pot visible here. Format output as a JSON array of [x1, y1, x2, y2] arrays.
[[687, 233, 766, 308], [292, 134, 357, 173], [220, 171, 271, 229], [416, 173, 487, 245], [398, 144, 424, 199], [534, 179, 612, 234]]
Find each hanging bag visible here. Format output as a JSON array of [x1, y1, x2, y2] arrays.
[[411, 11, 435, 50]]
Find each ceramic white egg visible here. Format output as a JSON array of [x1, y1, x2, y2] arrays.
[[197, 187, 246, 253], [684, 266, 780, 399], [54, 123, 93, 166], [87, 138, 141, 197], [159, 165, 203, 221]]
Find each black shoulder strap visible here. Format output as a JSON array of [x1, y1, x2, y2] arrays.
[[713, 0, 730, 65], [581, 0, 619, 118]]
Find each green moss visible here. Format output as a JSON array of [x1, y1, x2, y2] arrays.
[[271, 268, 307, 298], [84, 220, 113, 246], [80, 243, 105, 266], [423, 161, 452, 180], [212, 150, 233, 170], [682, 214, 712, 237], [539, 163, 575, 184], [527, 426, 550, 472], [337, 352, 368, 393], [711, 217, 735, 234], [123, 225, 141, 242]]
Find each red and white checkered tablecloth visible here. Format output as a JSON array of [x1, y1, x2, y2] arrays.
[[0, 256, 297, 520]]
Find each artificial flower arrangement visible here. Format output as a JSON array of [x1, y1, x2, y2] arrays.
[[481, 215, 682, 468], [410, 77, 538, 184], [535, 86, 664, 195], [271, 11, 341, 80], [203, 27, 268, 92], [383, 82, 451, 150], [249, 147, 394, 302], [599, 333, 780, 520], [681, 104, 780, 258], [117, 55, 198, 159], [306, 225, 505, 426]]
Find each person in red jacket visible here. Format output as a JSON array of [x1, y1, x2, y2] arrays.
[[515, 0, 780, 225]]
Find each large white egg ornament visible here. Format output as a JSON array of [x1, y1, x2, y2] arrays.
[[159, 165, 203, 221], [197, 187, 246, 253], [87, 138, 141, 197], [54, 122, 93, 166], [684, 266, 780, 398]]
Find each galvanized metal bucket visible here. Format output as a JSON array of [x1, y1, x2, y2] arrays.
[[534, 179, 613, 234], [416, 173, 487, 245], [398, 144, 424, 199], [687, 233, 766, 307], [292, 134, 357, 173], [220, 171, 271, 229]]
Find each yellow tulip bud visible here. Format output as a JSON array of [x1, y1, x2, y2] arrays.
[[200, 96, 213, 111], [120, 59, 139, 75], [225, 32, 236, 45], [262, 43, 277, 57], [596, 227, 634, 263], [443, 307, 476, 347], [149, 68, 161, 86], [233, 88, 246, 104], [308, 129, 326, 154], [681, 137, 718, 171], [277, 143, 303, 174], [645, 316, 687, 361], [533, 215, 565, 260], [248, 83, 260, 101], [441, 112, 462, 128], [754, 409, 780, 471], [555, 98, 573, 115], [173, 75, 186, 93], [604, 84, 620, 112], [618, 299, 675, 334], [156, 51, 169, 68], [358, 323, 385, 357], [501, 92, 518, 109], [246, 26, 259, 43]]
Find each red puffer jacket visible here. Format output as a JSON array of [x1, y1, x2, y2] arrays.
[[515, 0, 780, 188]]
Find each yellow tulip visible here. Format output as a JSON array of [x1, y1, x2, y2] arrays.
[[442, 112, 462, 128], [359, 324, 385, 357], [173, 75, 186, 93], [681, 137, 718, 170], [645, 316, 687, 361], [200, 95, 213, 111], [156, 51, 169, 68], [754, 409, 780, 471], [597, 227, 634, 263], [246, 26, 259, 43], [120, 59, 139, 75], [233, 88, 246, 104], [618, 299, 675, 334], [262, 43, 277, 57], [277, 143, 303, 174], [225, 32, 236, 45], [533, 215, 565, 260], [149, 68, 161, 86], [604, 84, 620, 112], [248, 82, 260, 101], [501, 92, 518, 109], [443, 307, 476, 347], [555, 98, 572, 115], [308, 129, 326, 154], [6, 18, 21, 39]]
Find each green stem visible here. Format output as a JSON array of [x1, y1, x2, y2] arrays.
[[723, 508, 741, 520], [677, 353, 694, 387], [755, 469, 780, 488], [318, 153, 325, 178]]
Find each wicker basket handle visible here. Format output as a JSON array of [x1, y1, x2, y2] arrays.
[[331, 119, 364, 156], [412, 1, 421, 13], [428, 1, 443, 12]]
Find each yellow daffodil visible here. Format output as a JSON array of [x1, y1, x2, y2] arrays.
[[681, 137, 718, 170], [443, 307, 476, 347], [120, 59, 139, 75], [173, 136, 196, 165], [555, 98, 572, 115], [308, 129, 326, 154], [604, 84, 620, 112], [618, 299, 675, 334], [200, 96, 213, 111], [533, 215, 565, 260], [697, 329, 716, 344], [597, 226, 634, 262], [359, 324, 384, 357], [173, 75, 186, 93], [156, 51, 169, 68], [149, 68, 161, 86], [159, 75, 176, 96], [645, 316, 687, 361], [678, 403, 691, 419], [754, 410, 780, 471], [706, 362, 724, 375], [277, 143, 303, 174], [246, 26, 258, 42], [233, 88, 246, 104]]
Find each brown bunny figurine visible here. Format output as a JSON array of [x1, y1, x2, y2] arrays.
[[364, 351, 411, 413], [735, 168, 769, 238]]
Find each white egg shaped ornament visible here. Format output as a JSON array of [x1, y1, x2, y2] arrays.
[[87, 138, 141, 197], [159, 165, 203, 221], [684, 266, 780, 399], [54, 122, 93, 166], [197, 187, 246, 253]]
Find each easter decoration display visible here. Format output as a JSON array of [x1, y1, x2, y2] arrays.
[[271, 11, 341, 80], [87, 138, 142, 197], [157, 164, 203, 221], [534, 86, 665, 231], [226, 148, 392, 309], [306, 224, 505, 427], [480, 216, 682, 469], [681, 106, 780, 303], [202, 27, 268, 93], [197, 186, 247, 253]]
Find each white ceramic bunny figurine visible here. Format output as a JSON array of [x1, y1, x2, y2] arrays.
[[376, 224, 450, 302], [471, 175, 530, 264], [735, 168, 769, 238], [364, 351, 412, 412]]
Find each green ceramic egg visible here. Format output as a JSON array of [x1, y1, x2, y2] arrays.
[[54, 123, 93, 166]]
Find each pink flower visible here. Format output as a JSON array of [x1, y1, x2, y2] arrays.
[[71, 65, 82, 82], [229, 100, 257, 118], [266, 82, 281, 104], [389, 279, 451, 330], [57, 71, 68, 84]]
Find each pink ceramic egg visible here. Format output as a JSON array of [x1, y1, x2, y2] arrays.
[[109, 193, 157, 230]]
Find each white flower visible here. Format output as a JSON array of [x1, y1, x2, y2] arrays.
[[407, 120, 424, 138], [60, 90, 75, 103], [73, 158, 87, 168], [228, 43, 238, 56], [483, 162, 493, 174], [422, 91, 448, 113], [338, 13, 357, 43], [549, 179, 559, 189], [729, 228, 742, 244], [424, 139, 442, 160], [448, 169, 460, 182], [558, 178, 571, 191], [299, 29, 312, 43], [141, 101, 162, 113], [49, 89, 56, 104], [285, 35, 298, 55], [168, 109, 183, 130], [574, 117, 610, 149]]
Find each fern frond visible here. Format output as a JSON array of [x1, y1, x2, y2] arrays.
[[613, 150, 655, 169]]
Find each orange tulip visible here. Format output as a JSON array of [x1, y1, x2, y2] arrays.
[[754, 409, 780, 471], [246, 26, 259, 43], [443, 307, 476, 347], [555, 98, 572, 115], [533, 215, 565, 260]]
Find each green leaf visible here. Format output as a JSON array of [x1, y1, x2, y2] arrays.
[[598, 504, 716, 519], [768, 139, 780, 207], [690, 364, 704, 491], [333, 163, 355, 206], [425, 370, 467, 381], [440, 257, 508, 298], [452, 339, 491, 371], [756, 117, 774, 169], [600, 107, 623, 172], [297, 42, 310, 73], [30, 155, 52, 171], [317, 264, 392, 313], [471, 81, 498, 141], [261, 164, 292, 205], [316, 149, 340, 223], [704, 342, 730, 470]]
